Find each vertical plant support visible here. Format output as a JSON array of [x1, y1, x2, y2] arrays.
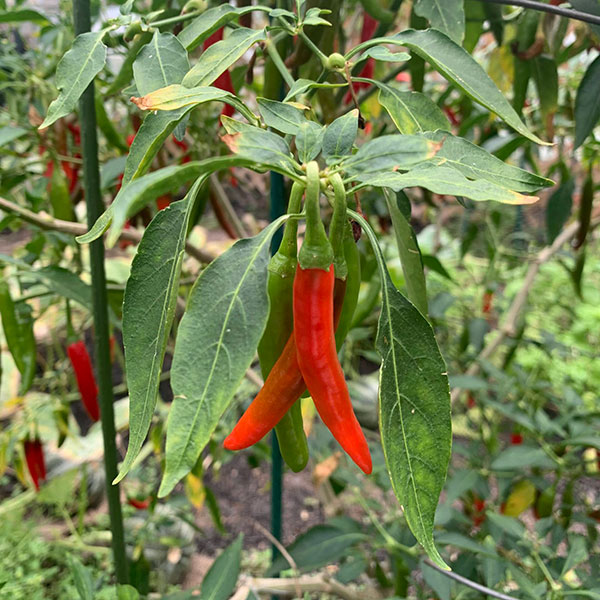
[[73, 0, 128, 584], [269, 170, 285, 566]]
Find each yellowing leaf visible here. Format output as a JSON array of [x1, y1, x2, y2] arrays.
[[502, 480, 536, 517]]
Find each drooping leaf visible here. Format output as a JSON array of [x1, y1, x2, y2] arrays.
[[352, 28, 546, 144], [378, 84, 450, 133], [133, 31, 190, 97], [159, 216, 288, 496], [384, 190, 428, 316], [24, 266, 92, 308], [414, 0, 465, 44], [131, 84, 232, 111], [574, 55, 600, 149], [295, 121, 325, 163], [182, 27, 266, 88], [268, 525, 366, 575], [356, 164, 539, 205], [342, 134, 438, 175], [351, 210, 451, 570], [322, 109, 359, 161], [200, 535, 243, 600], [40, 30, 108, 129], [257, 98, 308, 134], [546, 180, 574, 243], [0, 8, 51, 24], [531, 54, 558, 118], [421, 131, 553, 192], [115, 178, 207, 484]]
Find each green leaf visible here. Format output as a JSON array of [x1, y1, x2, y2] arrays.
[[384, 190, 428, 316], [322, 109, 359, 161], [378, 85, 450, 134], [359, 47, 411, 63], [133, 31, 189, 97], [531, 55, 558, 118], [283, 78, 346, 102], [268, 525, 366, 575], [296, 121, 325, 163], [414, 0, 464, 44], [485, 512, 526, 538], [342, 134, 437, 175], [40, 30, 108, 129], [78, 157, 253, 246], [0, 126, 27, 146], [561, 536, 588, 576], [491, 446, 555, 470], [106, 32, 153, 96], [0, 9, 50, 24], [116, 585, 140, 600], [421, 131, 553, 192], [350, 210, 451, 570], [159, 216, 288, 496], [67, 555, 94, 600], [574, 55, 600, 149], [177, 4, 239, 51], [356, 164, 540, 205], [357, 29, 547, 144], [546, 180, 574, 243], [200, 535, 243, 600], [115, 178, 207, 484], [25, 266, 92, 308], [182, 27, 266, 88], [222, 127, 300, 178], [570, 0, 600, 38], [0, 281, 36, 394], [257, 98, 308, 134], [131, 84, 232, 112]]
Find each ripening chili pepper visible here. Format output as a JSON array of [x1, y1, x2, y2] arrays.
[[257, 182, 308, 472], [204, 28, 235, 117], [156, 195, 172, 211], [294, 164, 371, 474], [482, 290, 493, 315], [127, 496, 151, 510], [67, 340, 100, 422], [24, 438, 46, 491], [510, 433, 523, 445]]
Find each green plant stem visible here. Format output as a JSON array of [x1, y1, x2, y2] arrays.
[[148, 10, 201, 28], [264, 36, 295, 89], [73, 0, 128, 585], [298, 29, 328, 63]]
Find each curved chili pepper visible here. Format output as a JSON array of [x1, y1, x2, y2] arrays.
[[223, 282, 346, 453], [257, 182, 308, 472], [293, 265, 372, 474], [24, 438, 46, 491], [67, 340, 100, 422]]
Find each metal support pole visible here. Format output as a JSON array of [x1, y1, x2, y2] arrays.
[[73, 0, 128, 584]]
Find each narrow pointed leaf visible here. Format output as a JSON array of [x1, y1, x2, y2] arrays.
[[178, 4, 239, 51], [131, 84, 232, 111], [200, 535, 243, 600], [574, 55, 600, 149], [40, 30, 108, 129], [421, 131, 553, 192], [182, 27, 266, 88], [351, 210, 451, 570], [115, 178, 207, 483], [159, 216, 288, 496], [356, 164, 539, 205]]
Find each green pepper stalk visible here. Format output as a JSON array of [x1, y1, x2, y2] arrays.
[[298, 162, 334, 271], [257, 181, 308, 472], [328, 173, 349, 281]]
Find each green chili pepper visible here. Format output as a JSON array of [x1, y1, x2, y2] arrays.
[[335, 224, 361, 349], [257, 182, 309, 473]]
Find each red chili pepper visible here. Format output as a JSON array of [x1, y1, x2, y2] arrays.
[[156, 195, 172, 211], [223, 278, 346, 453], [466, 393, 476, 409], [443, 105, 460, 127], [482, 291, 493, 315], [472, 495, 486, 526], [511, 433, 523, 445], [24, 438, 46, 491], [127, 496, 151, 510], [67, 340, 100, 422], [293, 265, 372, 474], [204, 28, 236, 117]]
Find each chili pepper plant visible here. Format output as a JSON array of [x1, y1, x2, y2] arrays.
[[1, 0, 600, 596]]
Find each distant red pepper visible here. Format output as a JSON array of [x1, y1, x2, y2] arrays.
[[127, 496, 151, 510], [472, 495, 486, 526], [344, 12, 378, 104], [482, 291, 493, 315], [511, 433, 523, 445], [156, 195, 172, 211], [67, 340, 100, 422], [24, 438, 46, 491], [204, 28, 235, 117], [443, 105, 461, 127]]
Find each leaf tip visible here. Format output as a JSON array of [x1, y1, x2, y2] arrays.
[[131, 95, 150, 110], [222, 132, 240, 153]]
